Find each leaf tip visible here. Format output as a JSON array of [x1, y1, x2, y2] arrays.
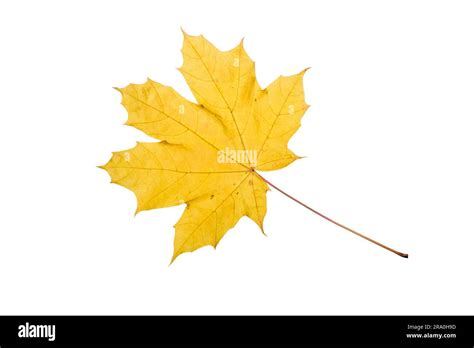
[[180, 27, 190, 38], [296, 67, 311, 79], [134, 204, 143, 217], [169, 251, 180, 265]]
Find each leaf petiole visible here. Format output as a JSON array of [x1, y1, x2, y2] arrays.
[[255, 172, 409, 258]]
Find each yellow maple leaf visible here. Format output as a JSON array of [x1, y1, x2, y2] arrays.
[[100, 31, 308, 262], [100, 30, 408, 262]]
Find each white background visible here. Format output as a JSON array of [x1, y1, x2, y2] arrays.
[[1, 0, 473, 315]]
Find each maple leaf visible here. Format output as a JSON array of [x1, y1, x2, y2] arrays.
[[100, 31, 408, 262]]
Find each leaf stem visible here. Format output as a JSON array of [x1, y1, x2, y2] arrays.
[[255, 172, 408, 258]]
